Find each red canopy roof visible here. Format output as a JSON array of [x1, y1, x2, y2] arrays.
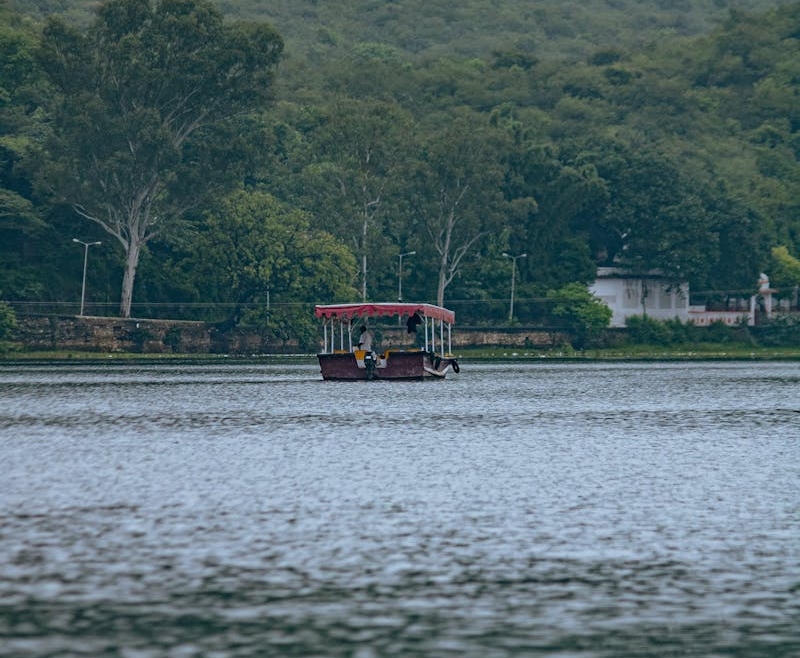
[[314, 302, 455, 324]]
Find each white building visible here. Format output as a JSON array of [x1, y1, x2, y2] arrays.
[[590, 267, 690, 328], [589, 267, 770, 328]]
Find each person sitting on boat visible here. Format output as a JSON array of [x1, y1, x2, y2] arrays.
[[356, 325, 374, 352]]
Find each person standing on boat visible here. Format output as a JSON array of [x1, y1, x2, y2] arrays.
[[357, 325, 374, 352], [406, 312, 422, 335], [406, 311, 424, 349]]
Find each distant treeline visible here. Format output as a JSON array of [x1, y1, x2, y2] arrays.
[[1, 0, 799, 345]]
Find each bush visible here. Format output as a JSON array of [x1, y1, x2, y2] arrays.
[[624, 315, 756, 346], [705, 320, 738, 343], [547, 283, 612, 349], [625, 315, 672, 344], [0, 302, 18, 340], [754, 314, 800, 347]]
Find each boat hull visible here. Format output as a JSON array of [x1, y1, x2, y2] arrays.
[[317, 350, 456, 381]]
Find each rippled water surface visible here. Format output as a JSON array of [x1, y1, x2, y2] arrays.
[[1, 358, 798, 657]]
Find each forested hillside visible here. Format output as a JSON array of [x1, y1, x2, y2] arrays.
[[2, 0, 799, 344], [12, 0, 791, 61], [217, 0, 792, 62]]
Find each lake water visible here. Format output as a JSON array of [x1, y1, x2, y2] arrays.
[[0, 358, 798, 657]]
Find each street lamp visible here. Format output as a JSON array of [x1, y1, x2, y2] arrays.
[[502, 252, 526, 322], [73, 238, 102, 316], [398, 250, 416, 326], [397, 250, 416, 302]]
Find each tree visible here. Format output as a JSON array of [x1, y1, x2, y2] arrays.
[[36, 0, 283, 317], [411, 115, 508, 306], [299, 98, 412, 302], [0, 16, 51, 302], [191, 189, 357, 343], [547, 282, 612, 348], [769, 245, 800, 295], [586, 144, 717, 284], [502, 138, 606, 291], [705, 197, 769, 293]]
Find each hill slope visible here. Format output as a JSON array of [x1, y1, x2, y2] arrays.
[[15, 0, 791, 62]]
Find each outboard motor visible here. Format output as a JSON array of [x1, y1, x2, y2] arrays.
[[364, 352, 376, 379]]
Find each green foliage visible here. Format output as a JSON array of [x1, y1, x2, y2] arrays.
[[755, 314, 800, 347], [289, 97, 420, 302], [0, 17, 53, 304], [547, 282, 612, 348], [624, 315, 754, 346], [582, 144, 720, 283], [0, 301, 18, 340], [189, 189, 358, 344], [409, 112, 510, 305], [2, 0, 799, 335], [506, 142, 607, 289], [769, 246, 800, 291], [626, 315, 684, 345], [35, 0, 283, 317]]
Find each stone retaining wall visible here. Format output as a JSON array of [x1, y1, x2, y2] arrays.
[[378, 327, 565, 349], [14, 316, 215, 353], [12, 316, 567, 354]]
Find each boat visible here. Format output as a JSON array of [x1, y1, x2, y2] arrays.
[[315, 302, 460, 380]]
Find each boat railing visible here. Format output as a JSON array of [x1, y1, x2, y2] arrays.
[[316, 303, 454, 358]]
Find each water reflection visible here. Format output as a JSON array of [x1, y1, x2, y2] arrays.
[[1, 360, 798, 656]]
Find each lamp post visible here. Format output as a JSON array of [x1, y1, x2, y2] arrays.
[[73, 238, 102, 316], [398, 250, 416, 325], [398, 250, 416, 302], [502, 252, 526, 322]]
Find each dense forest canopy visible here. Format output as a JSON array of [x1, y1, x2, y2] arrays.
[[12, 1, 792, 61], [1, 0, 799, 339]]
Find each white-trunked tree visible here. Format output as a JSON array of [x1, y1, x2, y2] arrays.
[[37, 0, 283, 317]]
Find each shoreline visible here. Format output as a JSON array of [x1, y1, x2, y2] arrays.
[[3, 345, 800, 362]]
